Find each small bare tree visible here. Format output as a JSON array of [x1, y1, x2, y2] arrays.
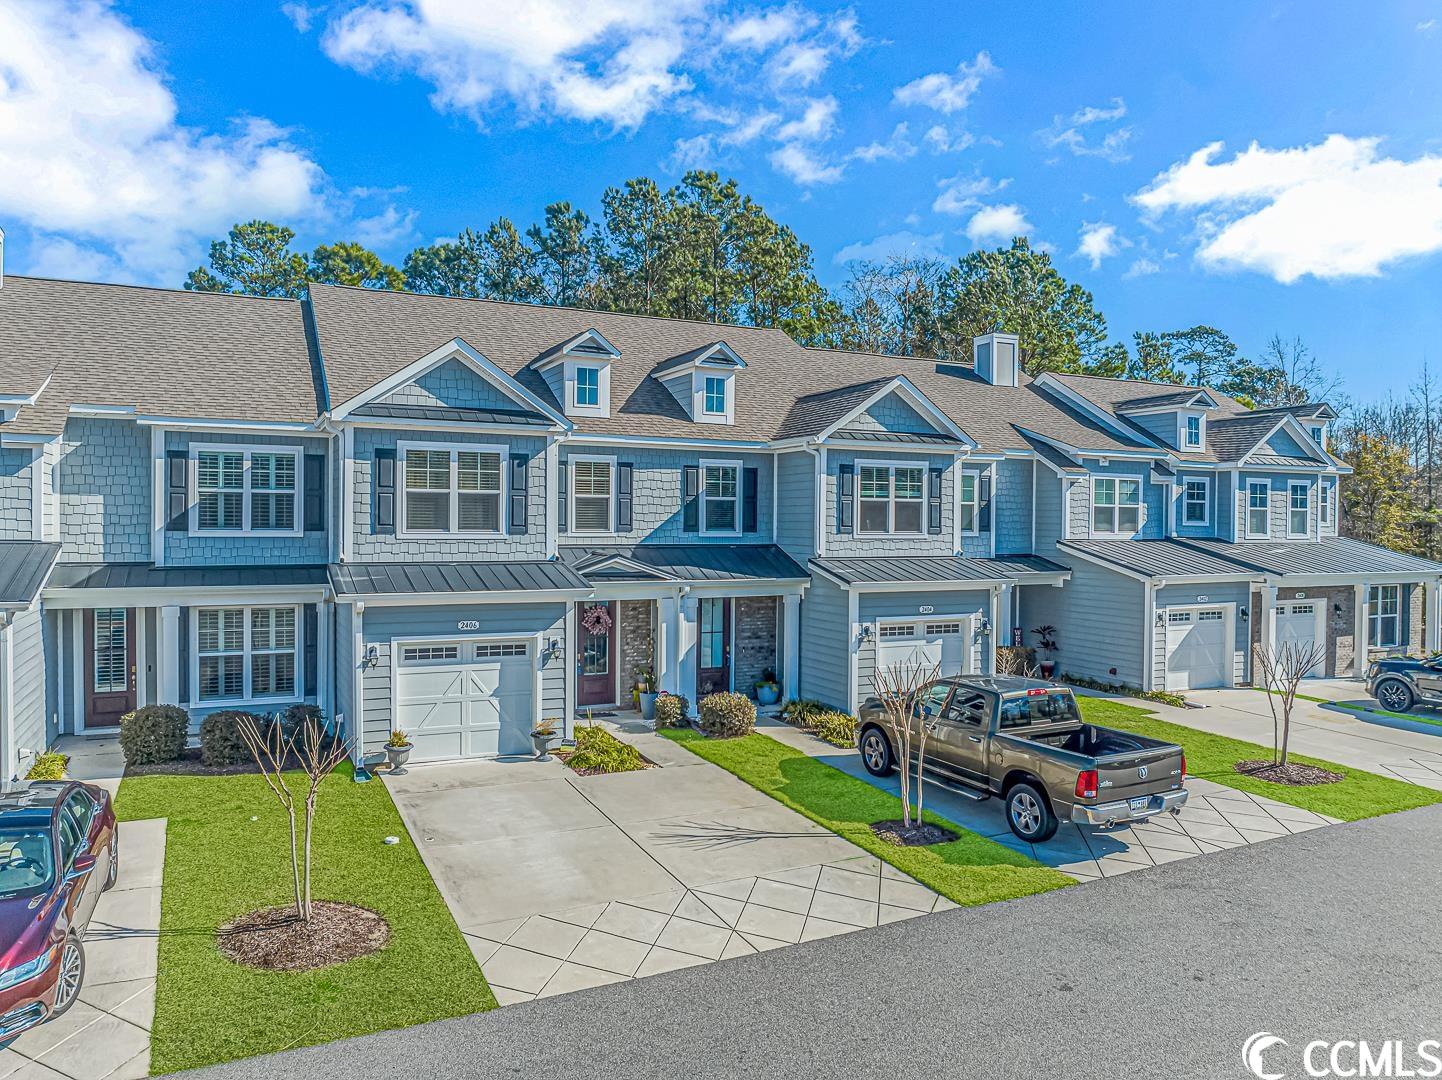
[[1253, 639, 1329, 766], [871, 660, 942, 827], [238, 712, 349, 924]]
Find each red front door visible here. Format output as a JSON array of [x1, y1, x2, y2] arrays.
[[697, 598, 731, 698], [85, 608, 135, 729], [577, 602, 617, 708]]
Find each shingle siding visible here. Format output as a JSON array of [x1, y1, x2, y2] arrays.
[[57, 418, 150, 561], [996, 458, 1033, 553], [1235, 472, 1320, 542], [1068, 459, 1165, 541], [843, 392, 937, 435], [823, 448, 957, 558], [375, 358, 518, 412], [0, 448, 34, 541], [799, 574, 849, 709]]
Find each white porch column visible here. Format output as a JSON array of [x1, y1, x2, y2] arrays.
[[997, 582, 1015, 648], [987, 586, 1001, 675], [1258, 585, 1278, 663], [318, 600, 333, 719], [781, 593, 800, 700], [135, 608, 149, 708], [656, 594, 679, 695], [1353, 583, 1369, 678], [159, 605, 181, 705], [676, 592, 699, 714], [1428, 578, 1442, 655]]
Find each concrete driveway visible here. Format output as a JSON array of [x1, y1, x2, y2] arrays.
[[384, 728, 951, 1005]]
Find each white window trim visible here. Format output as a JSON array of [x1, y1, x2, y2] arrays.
[[1368, 584, 1401, 649], [397, 440, 508, 539], [573, 365, 601, 409], [188, 442, 302, 538], [1287, 480, 1311, 539], [1182, 412, 1205, 450], [1320, 479, 1334, 526], [1090, 474, 1145, 539], [699, 457, 743, 537], [1244, 477, 1271, 539], [701, 375, 728, 416], [561, 358, 611, 419], [189, 604, 303, 709], [856, 458, 928, 538], [959, 468, 981, 536], [691, 368, 735, 425], [568, 453, 618, 536], [1181, 475, 1211, 527]]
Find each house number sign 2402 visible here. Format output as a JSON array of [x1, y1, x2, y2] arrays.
[[457, 620, 481, 631]]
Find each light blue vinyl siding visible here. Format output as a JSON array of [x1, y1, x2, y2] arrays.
[[1022, 555, 1146, 687], [1153, 582, 1250, 689], [352, 428, 549, 560], [856, 590, 989, 695], [165, 431, 330, 565], [0, 447, 34, 541], [1234, 472, 1319, 542], [1069, 459, 1165, 541], [57, 418, 151, 561], [996, 458, 1034, 553], [358, 602, 568, 756], [1173, 471, 1218, 538], [799, 574, 849, 710], [823, 448, 957, 557], [374, 358, 519, 412], [5, 607, 51, 778], [1130, 412, 1178, 449], [774, 451, 815, 562], [558, 446, 773, 545]]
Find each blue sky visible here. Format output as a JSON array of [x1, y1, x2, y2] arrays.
[[3, 1, 1442, 400]]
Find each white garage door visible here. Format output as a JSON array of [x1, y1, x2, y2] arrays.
[[1275, 602, 1324, 677], [875, 618, 973, 677], [1164, 608, 1230, 691], [395, 640, 534, 761]]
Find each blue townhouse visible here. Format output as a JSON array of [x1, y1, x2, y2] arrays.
[[0, 274, 1439, 775]]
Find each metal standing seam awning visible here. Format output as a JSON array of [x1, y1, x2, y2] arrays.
[[328, 561, 593, 601], [0, 542, 61, 609], [809, 554, 1070, 589], [43, 562, 332, 607]]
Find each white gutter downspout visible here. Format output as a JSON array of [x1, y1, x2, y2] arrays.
[[804, 445, 825, 558]]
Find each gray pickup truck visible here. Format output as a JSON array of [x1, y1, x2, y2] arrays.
[[856, 676, 1189, 842]]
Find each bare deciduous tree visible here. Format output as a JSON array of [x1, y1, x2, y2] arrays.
[[1253, 640, 1329, 766], [871, 660, 943, 828], [238, 713, 349, 924]]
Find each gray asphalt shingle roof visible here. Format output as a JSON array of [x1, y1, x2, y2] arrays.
[[811, 554, 1069, 586], [0, 542, 60, 606]]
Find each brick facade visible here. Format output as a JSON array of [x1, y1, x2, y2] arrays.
[[618, 600, 655, 702], [733, 596, 779, 698], [1249, 584, 1426, 681]]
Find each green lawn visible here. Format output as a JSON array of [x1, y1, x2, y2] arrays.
[[1265, 687, 1442, 728], [1079, 697, 1442, 821], [659, 729, 1073, 905], [117, 765, 493, 1073]]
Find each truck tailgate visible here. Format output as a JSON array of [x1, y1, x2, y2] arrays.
[[1096, 745, 1184, 801]]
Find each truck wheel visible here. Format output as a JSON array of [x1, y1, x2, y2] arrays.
[[1006, 782, 1058, 843], [859, 727, 894, 777], [1375, 678, 1415, 713]]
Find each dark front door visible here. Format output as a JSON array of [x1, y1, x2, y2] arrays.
[[577, 602, 617, 707], [697, 598, 731, 698], [85, 608, 135, 729]]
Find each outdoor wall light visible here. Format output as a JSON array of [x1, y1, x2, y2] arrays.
[[1240, 607, 1249, 621], [364, 645, 379, 669], [543, 638, 563, 662], [978, 617, 992, 637], [860, 624, 875, 645]]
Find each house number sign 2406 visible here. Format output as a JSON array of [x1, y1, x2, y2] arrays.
[[457, 620, 481, 631]]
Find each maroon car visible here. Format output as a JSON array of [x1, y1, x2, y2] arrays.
[[0, 781, 117, 1046]]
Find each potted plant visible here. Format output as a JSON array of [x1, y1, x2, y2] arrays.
[[634, 664, 659, 721], [385, 729, 413, 775], [1031, 625, 1060, 679], [754, 667, 781, 707], [531, 719, 563, 761]]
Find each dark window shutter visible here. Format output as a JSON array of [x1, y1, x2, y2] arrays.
[[166, 450, 188, 532], [616, 463, 633, 532], [303, 454, 325, 533], [374, 448, 396, 534], [742, 467, 759, 533], [683, 465, 700, 532], [304, 604, 319, 698], [557, 460, 568, 534], [837, 463, 854, 533], [978, 471, 993, 532], [928, 467, 944, 535], [509, 453, 529, 535]]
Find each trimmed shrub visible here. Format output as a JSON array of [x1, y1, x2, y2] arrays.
[[199, 710, 260, 767], [994, 646, 1037, 676], [119, 704, 189, 766], [698, 691, 756, 738], [810, 710, 858, 748], [280, 703, 325, 740], [653, 693, 690, 728], [779, 698, 829, 726], [566, 725, 648, 774], [24, 752, 67, 781]]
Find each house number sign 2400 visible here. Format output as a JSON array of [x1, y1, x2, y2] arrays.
[[457, 620, 481, 631]]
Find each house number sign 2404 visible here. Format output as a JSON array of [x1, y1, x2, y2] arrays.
[[918, 605, 934, 615], [457, 620, 481, 631]]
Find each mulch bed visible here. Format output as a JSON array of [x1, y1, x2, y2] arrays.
[[218, 901, 391, 972], [1234, 759, 1345, 786], [126, 748, 261, 776], [870, 819, 961, 847], [555, 749, 657, 777]]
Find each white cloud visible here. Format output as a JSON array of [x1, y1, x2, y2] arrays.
[[1041, 97, 1132, 162], [848, 123, 916, 163], [833, 230, 946, 264], [922, 125, 973, 155], [0, 0, 326, 283], [932, 173, 1006, 215], [724, 5, 809, 49], [281, 2, 319, 32], [775, 96, 839, 142], [769, 142, 842, 185], [1419, 18, 1437, 31], [893, 51, 996, 114], [1075, 221, 1125, 269], [965, 204, 1031, 245], [1123, 257, 1160, 279], [350, 203, 418, 248], [1133, 134, 1442, 282], [722, 5, 860, 88]]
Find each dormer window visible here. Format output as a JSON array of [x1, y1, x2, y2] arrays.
[[652, 341, 745, 425], [1310, 424, 1326, 449], [703, 376, 727, 416], [1184, 415, 1202, 448], [575, 366, 601, 409], [530, 328, 619, 419]]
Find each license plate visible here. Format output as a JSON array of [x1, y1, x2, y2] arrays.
[[1128, 796, 1150, 812]]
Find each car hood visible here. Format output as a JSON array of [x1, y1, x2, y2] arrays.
[[0, 891, 59, 968], [1372, 656, 1437, 675]]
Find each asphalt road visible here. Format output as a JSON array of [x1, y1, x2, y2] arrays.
[[180, 804, 1442, 1080]]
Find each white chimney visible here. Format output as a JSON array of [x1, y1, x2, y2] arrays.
[[973, 332, 1020, 387]]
